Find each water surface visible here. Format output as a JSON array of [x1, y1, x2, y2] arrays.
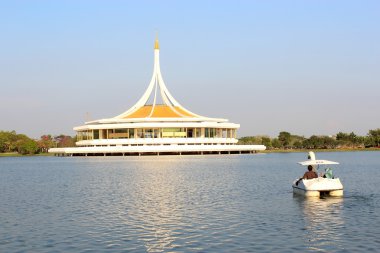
[[1, 152, 379, 252]]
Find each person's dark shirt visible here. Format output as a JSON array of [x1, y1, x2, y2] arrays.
[[303, 171, 318, 180]]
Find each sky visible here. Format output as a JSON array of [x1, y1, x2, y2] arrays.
[[0, 1, 379, 138]]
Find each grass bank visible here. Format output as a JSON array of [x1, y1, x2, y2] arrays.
[[0, 152, 54, 157], [261, 147, 380, 153]]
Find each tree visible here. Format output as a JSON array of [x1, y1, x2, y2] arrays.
[[54, 135, 76, 147], [289, 135, 306, 149], [293, 140, 303, 149], [0, 131, 8, 152], [10, 133, 39, 155], [38, 135, 56, 153], [368, 128, 380, 147], [336, 132, 348, 141], [336, 131, 364, 148], [305, 135, 337, 149], [261, 136, 272, 149], [0, 130, 19, 152], [271, 138, 281, 149], [238, 136, 262, 145], [17, 138, 39, 155], [278, 131, 291, 148]]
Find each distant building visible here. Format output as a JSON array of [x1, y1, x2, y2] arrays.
[[49, 38, 266, 156]]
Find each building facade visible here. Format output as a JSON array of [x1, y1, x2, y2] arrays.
[[49, 38, 265, 156]]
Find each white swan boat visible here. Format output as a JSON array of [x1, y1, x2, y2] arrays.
[[292, 152, 344, 197]]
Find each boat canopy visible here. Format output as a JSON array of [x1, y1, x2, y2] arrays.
[[298, 160, 339, 166]]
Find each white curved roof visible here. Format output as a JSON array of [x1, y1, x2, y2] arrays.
[[114, 37, 214, 121], [84, 37, 230, 126]]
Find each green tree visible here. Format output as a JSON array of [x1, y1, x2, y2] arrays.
[[305, 135, 337, 149], [17, 139, 39, 155], [271, 138, 281, 149], [12, 134, 39, 155], [293, 140, 303, 149], [0, 131, 7, 152], [278, 131, 291, 148], [336, 132, 348, 141], [238, 136, 262, 145], [364, 135, 374, 147], [261, 136, 272, 149], [0, 130, 19, 152], [336, 131, 364, 148], [289, 135, 306, 149], [368, 128, 380, 147]]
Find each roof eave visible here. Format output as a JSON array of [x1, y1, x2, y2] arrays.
[[85, 116, 229, 125]]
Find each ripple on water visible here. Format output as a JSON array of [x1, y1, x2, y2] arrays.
[[0, 153, 380, 252]]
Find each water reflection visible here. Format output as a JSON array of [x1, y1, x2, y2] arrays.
[[122, 158, 188, 252], [294, 196, 345, 252], [1, 153, 380, 252], [119, 156, 245, 252]]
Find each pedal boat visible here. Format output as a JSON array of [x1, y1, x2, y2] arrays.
[[292, 152, 343, 197]]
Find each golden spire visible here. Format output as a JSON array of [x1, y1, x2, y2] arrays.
[[154, 33, 159, 50]]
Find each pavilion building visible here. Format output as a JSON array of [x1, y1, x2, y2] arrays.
[[49, 38, 266, 156]]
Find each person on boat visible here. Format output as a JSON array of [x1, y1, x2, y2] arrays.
[[303, 165, 318, 180]]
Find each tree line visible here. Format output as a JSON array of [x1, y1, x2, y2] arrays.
[[0, 131, 75, 155], [238, 128, 380, 150], [1, 128, 379, 155]]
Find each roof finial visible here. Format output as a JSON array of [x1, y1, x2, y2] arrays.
[[154, 32, 159, 50]]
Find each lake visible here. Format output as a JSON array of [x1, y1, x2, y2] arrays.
[[1, 151, 379, 252]]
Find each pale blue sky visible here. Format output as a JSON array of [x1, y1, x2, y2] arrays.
[[1, 1, 379, 138]]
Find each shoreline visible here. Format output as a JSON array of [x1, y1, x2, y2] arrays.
[[261, 147, 380, 153], [0, 148, 379, 157], [0, 153, 54, 157]]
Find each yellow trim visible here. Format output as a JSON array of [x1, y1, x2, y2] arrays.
[[154, 36, 159, 50], [123, 105, 195, 119]]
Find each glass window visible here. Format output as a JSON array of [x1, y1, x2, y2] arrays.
[[108, 129, 130, 139], [145, 129, 153, 138], [107, 129, 114, 139], [194, 128, 200, 138], [187, 128, 194, 138], [101, 129, 107, 139], [161, 128, 186, 138], [77, 131, 83, 141], [228, 129, 233, 138], [115, 129, 128, 133], [153, 129, 159, 138], [87, 130, 93, 140], [93, 130, 99, 139], [129, 129, 135, 138], [207, 128, 216, 138], [137, 129, 144, 138]]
